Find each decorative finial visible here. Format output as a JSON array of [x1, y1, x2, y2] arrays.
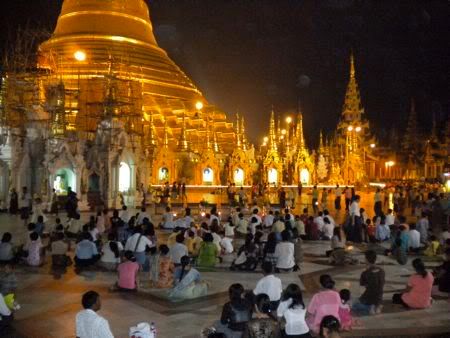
[[178, 112, 189, 151], [163, 118, 169, 148], [241, 116, 247, 151]]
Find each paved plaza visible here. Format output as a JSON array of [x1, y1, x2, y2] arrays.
[[0, 191, 449, 338]]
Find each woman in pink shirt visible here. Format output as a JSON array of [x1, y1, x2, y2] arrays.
[[306, 274, 341, 334], [116, 251, 140, 291], [392, 258, 434, 309]]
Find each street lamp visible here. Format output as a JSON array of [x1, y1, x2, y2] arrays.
[[370, 143, 376, 148], [347, 125, 353, 132], [263, 136, 269, 143], [281, 129, 287, 135], [355, 126, 361, 132], [286, 116, 292, 124], [74, 50, 86, 62]]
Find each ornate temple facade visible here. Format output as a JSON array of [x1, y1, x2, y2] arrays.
[[0, 0, 255, 208]]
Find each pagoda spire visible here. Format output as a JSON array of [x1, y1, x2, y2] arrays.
[[235, 113, 242, 149], [241, 116, 248, 151], [319, 130, 324, 153], [178, 112, 189, 151], [430, 113, 438, 143], [401, 98, 418, 154], [163, 119, 169, 148], [342, 51, 363, 121], [205, 116, 212, 150], [269, 109, 278, 151], [296, 112, 306, 151]]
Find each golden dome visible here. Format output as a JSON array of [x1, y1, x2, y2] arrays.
[[39, 0, 203, 102]]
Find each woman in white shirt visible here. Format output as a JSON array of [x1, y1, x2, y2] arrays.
[[277, 283, 311, 337], [274, 230, 295, 272], [99, 233, 123, 270]]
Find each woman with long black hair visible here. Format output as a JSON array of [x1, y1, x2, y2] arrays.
[[277, 283, 311, 337], [392, 258, 434, 309], [169, 255, 208, 300]]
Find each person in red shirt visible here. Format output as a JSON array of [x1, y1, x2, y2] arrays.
[[116, 251, 140, 291]]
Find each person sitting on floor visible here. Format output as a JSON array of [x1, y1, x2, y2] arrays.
[[276, 283, 311, 338], [392, 258, 434, 309], [160, 206, 175, 230], [243, 293, 282, 338], [424, 235, 440, 257], [433, 248, 450, 295], [306, 275, 341, 335], [197, 233, 219, 269], [114, 250, 139, 291], [408, 223, 421, 254], [75, 232, 99, 268], [24, 232, 44, 267], [0, 233, 15, 263], [214, 283, 252, 337], [170, 233, 189, 266], [352, 250, 384, 316], [230, 234, 258, 271], [253, 261, 282, 312], [0, 291, 14, 332], [99, 233, 123, 271], [169, 255, 208, 300], [50, 232, 71, 268], [274, 230, 295, 272], [319, 315, 341, 338], [156, 244, 174, 289]]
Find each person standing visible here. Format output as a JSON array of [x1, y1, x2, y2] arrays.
[[374, 188, 382, 216], [76, 291, 114, 338], [334, 185, 342, 211], [312, 185, 319, 214], [344, 186, 352, 211], [8, 188, 18, 215], [19, 186, 31, 225], [349, 196, 362, 243]]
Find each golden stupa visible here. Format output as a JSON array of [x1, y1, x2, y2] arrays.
[[37, 0, 235, 152]]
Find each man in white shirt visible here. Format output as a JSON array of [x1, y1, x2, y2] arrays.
[[170, 233, 189, 265], [349, 196, 361, 219], [250, 208, 262, 228], [385, 209, 395, 226], [323, 210, 335, 227], [253, 261, 283, 311], [136, 207, 152, 225], [314, 211, 325, 233], [124, 228, 152, 266], [118, 205, 130, 224], [322, 217, 334, 240], [264, 210, 275, 228], [76, 291, 114, 338], [408, 223, 421, 253]]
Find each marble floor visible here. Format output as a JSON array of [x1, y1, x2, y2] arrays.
[[0, 209, 449, 338]]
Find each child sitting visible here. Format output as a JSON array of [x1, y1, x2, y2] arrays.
[[424, 235, 440, 257], [339, 289, 353, 331]]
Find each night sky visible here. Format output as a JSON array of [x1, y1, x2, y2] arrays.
[[1, 0, 449, 146]]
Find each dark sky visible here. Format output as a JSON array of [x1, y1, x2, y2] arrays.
[[1, 0, 449, 146]]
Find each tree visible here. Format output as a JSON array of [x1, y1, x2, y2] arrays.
[[317, 154, 328, 181]]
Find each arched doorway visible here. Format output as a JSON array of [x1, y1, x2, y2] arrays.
[[300, 168, 310, 185], [268, 168, 278, 185], [158, 167, 169, 182], [203, 167, 214, 185], [234, 168, 244, 186], [53, 168, 76, 195], [88, 173, 100, 192], [119, 162, 131, 192]]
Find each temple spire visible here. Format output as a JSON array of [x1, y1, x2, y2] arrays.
[[241, 117, 248, 151], [205, 116, 212, 150], [296, 112, 306, 151], [319, 130, 325, 153], [269, 109, 277, 151], [342, 51, 363, 122], [401, 98, 418, 154], [235, 113, 241, 149], [178, 112, 189, 151]]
